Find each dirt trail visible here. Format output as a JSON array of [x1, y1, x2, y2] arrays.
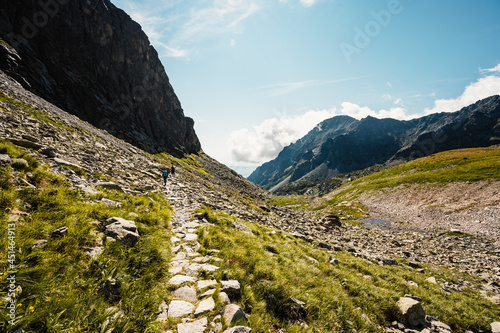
[[358, 180, 500, 241]]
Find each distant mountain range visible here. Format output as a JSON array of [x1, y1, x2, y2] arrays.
[[248, 95, 500, 191]]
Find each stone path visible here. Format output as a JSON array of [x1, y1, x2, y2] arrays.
[[157, 180, 251, 333]]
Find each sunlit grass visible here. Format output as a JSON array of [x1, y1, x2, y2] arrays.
[[325, 148, 500, 203], [155, 152, 212, 178], [0, 141, 173, 332], [195, 206, 499, 332]]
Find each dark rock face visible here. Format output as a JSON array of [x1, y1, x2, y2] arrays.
[[249, 96, 500, 191], [0, 0, 201, 156]]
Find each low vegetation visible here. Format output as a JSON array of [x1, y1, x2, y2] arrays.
[[0, 140, 173, 332], [325, 148, 500, 203], [267, 196, 309, 210], [195, 207, 499, 333], [155, 152, 212, 178]]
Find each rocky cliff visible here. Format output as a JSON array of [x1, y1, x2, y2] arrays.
[[249, 96, 500, 191], [0, 0, 200, 156]]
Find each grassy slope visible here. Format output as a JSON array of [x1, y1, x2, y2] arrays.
[[196, 207, 499, 333], [0, 140, 173, 332], [323, 147, 500, 204]]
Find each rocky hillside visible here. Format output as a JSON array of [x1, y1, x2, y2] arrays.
[[249, 96, 500, 192], [1, 71, 499, 332], [0, 0, 200, 156]]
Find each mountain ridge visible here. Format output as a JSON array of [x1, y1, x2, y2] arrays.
[[249, 96, 500, 192]]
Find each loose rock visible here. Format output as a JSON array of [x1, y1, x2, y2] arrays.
[[177, 317, 208, 333], [223, 304, 247, 325], [396, 297, 426, 328]]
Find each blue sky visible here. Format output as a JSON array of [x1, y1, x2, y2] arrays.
[[110, 0, 500, 176]]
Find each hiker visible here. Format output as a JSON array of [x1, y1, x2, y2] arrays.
[[171, 165, 176, 176], [162, 168, 169, 186]]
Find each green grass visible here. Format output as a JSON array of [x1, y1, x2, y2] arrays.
[[59, 165, 87, 176], [195, 206, 499, 332], [90, 172, 112, 181], [0, 142, 174, 332], [267, 196, 309, 210], [155, 152, 212, 178], [325, 148, 500, 203]]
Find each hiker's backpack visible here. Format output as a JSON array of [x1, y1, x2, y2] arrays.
[[163, 170, 168, 177]]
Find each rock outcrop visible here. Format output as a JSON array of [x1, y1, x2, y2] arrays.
[[102, 217, 140, 247], [0, 0, 200, 156]]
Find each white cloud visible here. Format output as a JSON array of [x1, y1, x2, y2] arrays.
[[382, 93, 392, 101], [116, 0, 261, 58], [382, 94, 404, 106], [157, 42, 188, 58], [480, 64, 500, 74], [228, 108, 337, 163], [172, 0, 260, 45], [424, 71, 500, 115], [300, 0, 318, 7], [339, 102, 409, 120]]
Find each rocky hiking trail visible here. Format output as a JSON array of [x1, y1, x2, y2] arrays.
[[157, 179, 252, 333]]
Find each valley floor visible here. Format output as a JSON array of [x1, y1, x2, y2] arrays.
[[358, 181, 500, 240]]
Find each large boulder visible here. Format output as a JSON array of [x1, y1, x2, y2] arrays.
[[103, 217, 140, 247], [396, 297, 426, 328], [0, 154, 11, 165], [323, 214, 342, 228], [221, 280, 242, 301]]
